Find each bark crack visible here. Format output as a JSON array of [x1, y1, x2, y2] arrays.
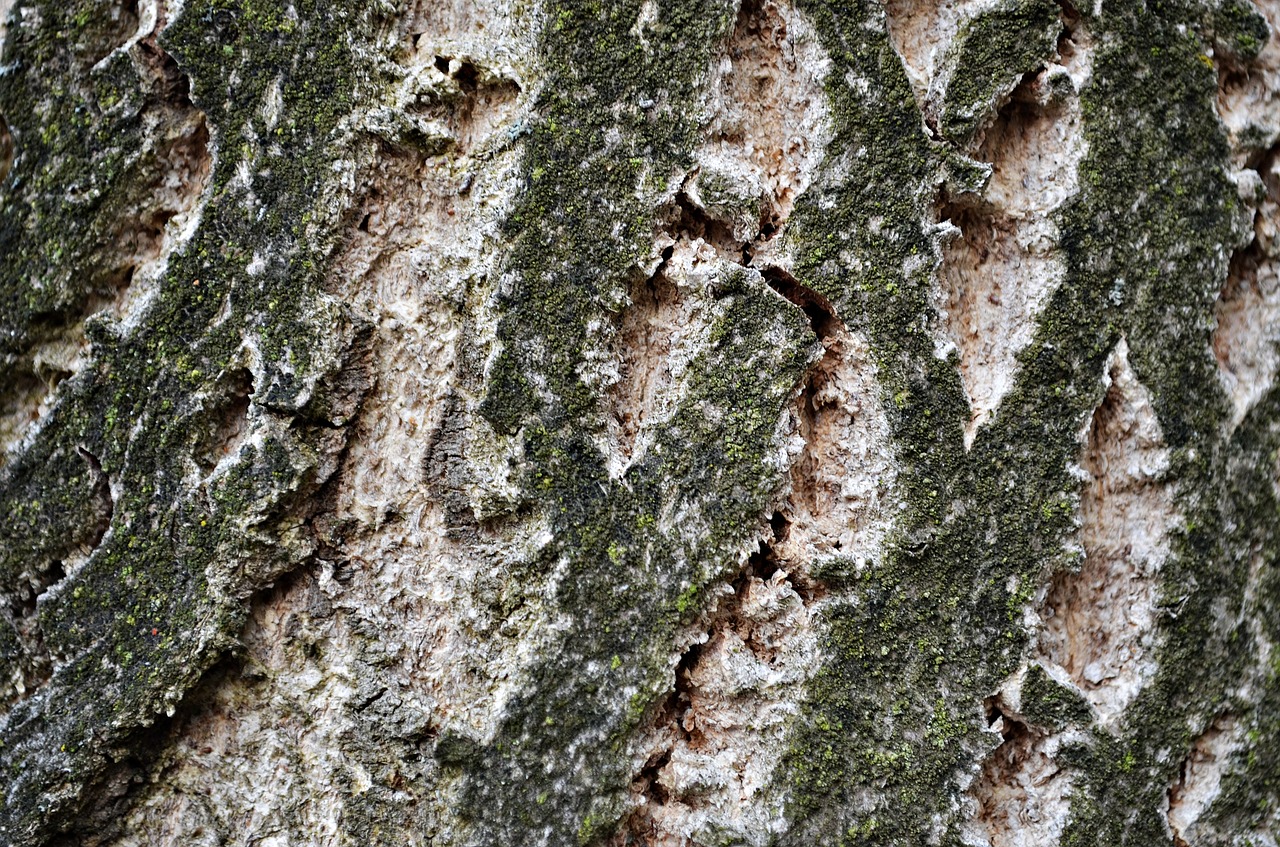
[[614, 513, 822, 846]]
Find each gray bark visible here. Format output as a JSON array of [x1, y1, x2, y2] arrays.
[[1, 0, 1279, 845]]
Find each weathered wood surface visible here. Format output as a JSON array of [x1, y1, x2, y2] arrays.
[[1, 0, 1279, 844]]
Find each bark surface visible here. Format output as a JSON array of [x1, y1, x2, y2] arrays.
[[1, 0, 1279, 845]]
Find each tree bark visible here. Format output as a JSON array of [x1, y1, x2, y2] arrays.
[[1, 0, 1278, 844]]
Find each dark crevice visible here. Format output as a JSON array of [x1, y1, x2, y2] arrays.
[[620, 505, 821, 838], [1218, 63, 1251, 103], [983, 694, 1004, 728], [1168, 752, 1194, 847], [1243, 138, 1280, 176], [769, 509, 790, 542], [137, 37, 194, 109], [357, 685, 389, 710], [34, 361, 75, 396], [958, 11, 1074, 159], [635, 750, 671, 806], [924, 112, 943, 142], [2, 445, 113, 705], [1055, 0, 1081, 45], [75, 445, 114, 557], [761, 266, 843, 341], [983, 695, 1030, 744], [44, 559, 66, 591], [741, 533, 781, 586], [0, 112, 11, 184], [970, 695, 1057, 835], [454, 60, 479, 94], [664, 188, 743, 259], [0, 367, 48, 472], [407, 55, 520, 156]]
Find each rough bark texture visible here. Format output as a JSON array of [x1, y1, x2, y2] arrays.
[[1, 0, 1279, 845]]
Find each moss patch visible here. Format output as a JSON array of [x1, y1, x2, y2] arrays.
[[0, 1, 392, 842], [938, 0, 1062, 145], [457, 0, 821, 841], [771, 0, 1272, 843]]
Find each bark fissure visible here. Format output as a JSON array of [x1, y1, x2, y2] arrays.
[[932, 5, 1090, 448], [3, 0, 1280, 844], [615, 513, 823, 847], [1213, 140, 1280, 428]]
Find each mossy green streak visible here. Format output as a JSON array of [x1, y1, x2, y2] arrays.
[[0, 2, 389, 842]]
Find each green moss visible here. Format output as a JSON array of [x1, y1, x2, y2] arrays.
[[768, 0, 1268, 842], [1210, 0, 1270, 62], [0, 6, 165, 365], [449, 0, 831, 838], [1047, 2, 1271, 836], [1020, 663, 1093, 731], [462, 262, 813, 840], [938, 0, 1062, 145], [0, 1, 393, 841]]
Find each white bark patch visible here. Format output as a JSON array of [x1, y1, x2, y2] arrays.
[[1037, 339, 1178, 725], [1211, 6, 1280, 430], [693, 0, 832, 235], [0, 0, 14, 51], [306, 22, 539, 746], [1166, 714, 1244, 846], [776, 324, 898, 571], [933, 24, 1092, 448], [606, 240, 722, 475], [106, 574, 366, 847], [1214, 154, 1280, 428], [401, 0, 538, 85], [881, 0, 1002, 106], [963, 703, 1079, 847], [100, 2, 542, 836]]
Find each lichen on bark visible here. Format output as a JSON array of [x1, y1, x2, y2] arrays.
[[1, 0, 1279, 845]]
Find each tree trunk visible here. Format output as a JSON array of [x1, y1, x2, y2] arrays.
[[1, 0, 1278, 844]]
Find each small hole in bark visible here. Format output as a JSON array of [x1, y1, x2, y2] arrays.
[[45, 559, 66, 587], [454, 60, 479, 93], [983, 694, 1003, 727], [635, 750, 672, 806], [769, 510, 790, 542]]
